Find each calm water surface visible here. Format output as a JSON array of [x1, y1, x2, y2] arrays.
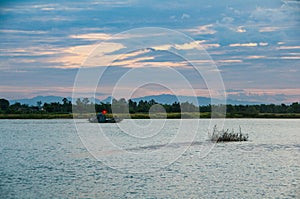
[[0, 119, 299, 198]]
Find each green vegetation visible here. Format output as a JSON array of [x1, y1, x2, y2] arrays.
[[209, 125, 249, 142], [0, 97, 300, 119]]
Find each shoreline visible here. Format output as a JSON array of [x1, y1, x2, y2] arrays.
[[1, 113, 300, 119]]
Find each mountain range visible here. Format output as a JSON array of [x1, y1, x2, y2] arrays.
[[8, 94, 262, 106]]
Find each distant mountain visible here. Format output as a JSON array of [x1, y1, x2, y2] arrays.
[[131, 94, 261, 105], [9, 94, 262, 106], [9, 96, 101, 106], [132, 94, 178, 104], [10, 96, 70, 106], [101, 96, 113, 104]]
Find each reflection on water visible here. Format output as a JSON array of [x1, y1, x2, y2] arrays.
[[0, 119, 299, 198]]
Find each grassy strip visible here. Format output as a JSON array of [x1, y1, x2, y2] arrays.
[[0, 113, 73, 119], [256, 113, 300, 118], [0, 112, 300, 119]]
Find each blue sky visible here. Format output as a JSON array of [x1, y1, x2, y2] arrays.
[[0, 0, 299, 103]]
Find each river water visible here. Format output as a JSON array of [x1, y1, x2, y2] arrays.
[[0, 119, 299, 198]]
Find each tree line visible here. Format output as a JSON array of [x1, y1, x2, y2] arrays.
[[0, 97, 300, 116]]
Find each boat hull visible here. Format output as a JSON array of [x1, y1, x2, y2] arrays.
[[88, 117, 122, 123]]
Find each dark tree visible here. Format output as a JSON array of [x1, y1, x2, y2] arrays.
[[290, 102, 300, 113], [0, 98, 10, 112], [128, 99, 137, 113], [37, 101, 42, 108], [82, 98, 90, 105], [76, 98, 83, 106], [112, 98, 128, 113], [62, 98, 68, 105], [171, 102, 181, 112]]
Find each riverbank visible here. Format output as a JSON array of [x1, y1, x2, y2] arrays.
[[1, 112, 300, 119]]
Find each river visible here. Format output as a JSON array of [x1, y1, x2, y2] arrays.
[[0, 119, 299, 198]]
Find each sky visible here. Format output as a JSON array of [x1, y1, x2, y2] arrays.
[[0, 0, 299, 103]]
